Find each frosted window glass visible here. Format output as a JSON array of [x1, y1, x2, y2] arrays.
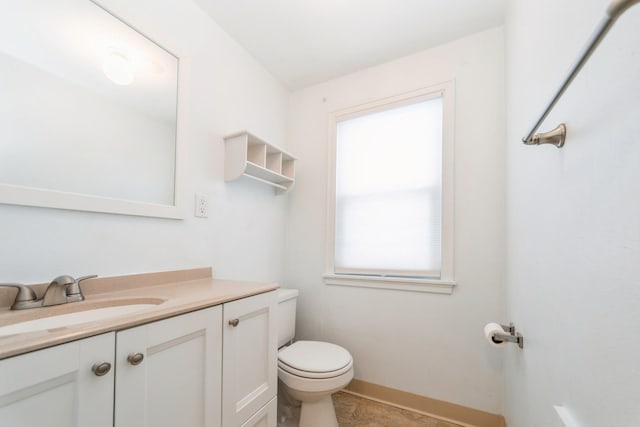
[[335, 97, 443, 276]]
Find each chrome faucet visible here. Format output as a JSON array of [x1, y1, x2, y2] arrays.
[[0, 275, 97, 310]]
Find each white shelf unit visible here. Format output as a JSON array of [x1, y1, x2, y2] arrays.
[[224, 131, 296, 193]]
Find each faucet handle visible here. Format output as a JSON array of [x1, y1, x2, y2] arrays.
[[49, 275, 75, 287], [0, 283, 37, 310], [66, 275, 98, 301]]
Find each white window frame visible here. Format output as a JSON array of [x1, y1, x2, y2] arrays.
[[323, 82, 456, 294]]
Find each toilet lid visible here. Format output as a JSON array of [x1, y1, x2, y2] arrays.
[[278, 341, 353, 379]]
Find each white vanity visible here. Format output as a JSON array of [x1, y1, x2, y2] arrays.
[[0, 268, 278, 427]]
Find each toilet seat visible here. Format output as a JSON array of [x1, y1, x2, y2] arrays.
[[278, 340, 353, 379], [278, 363, 354, 395]]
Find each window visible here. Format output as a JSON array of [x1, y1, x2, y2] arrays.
[[324, 84, 455, 293]]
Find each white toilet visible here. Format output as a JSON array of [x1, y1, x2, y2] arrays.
[[277, 288, 354, 427]]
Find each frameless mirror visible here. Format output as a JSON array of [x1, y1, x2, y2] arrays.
[[0, 0, 182, 218]]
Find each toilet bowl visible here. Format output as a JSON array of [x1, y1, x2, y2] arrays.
[[277, 290, 353, 427]]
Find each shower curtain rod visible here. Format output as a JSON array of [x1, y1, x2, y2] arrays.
[[522, 0, 640, 148]]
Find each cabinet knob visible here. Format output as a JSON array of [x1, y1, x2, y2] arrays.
[[127, 352, 145, 366], [228, 318, 240, 327], [92, 362, 112, 376]]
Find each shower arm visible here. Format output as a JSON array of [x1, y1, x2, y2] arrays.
[[522, 0, 640, 148]]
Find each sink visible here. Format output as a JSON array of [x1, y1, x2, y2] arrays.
[[0, 298, 165, 337]]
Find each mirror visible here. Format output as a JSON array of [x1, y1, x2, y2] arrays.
[[0, 0, 182, 218]]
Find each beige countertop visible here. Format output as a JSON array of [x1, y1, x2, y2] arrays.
[[0, 268, 279, 360]]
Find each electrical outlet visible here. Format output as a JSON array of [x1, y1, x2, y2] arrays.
[[195, 193, 209, 218]]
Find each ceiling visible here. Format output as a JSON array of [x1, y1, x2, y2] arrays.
[[195, 0, 506, 90]]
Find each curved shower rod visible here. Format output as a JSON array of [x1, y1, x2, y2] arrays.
[[522, 0, 640, 147]]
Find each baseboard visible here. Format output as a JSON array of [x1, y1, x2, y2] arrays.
[[343, 379, 506, 427]]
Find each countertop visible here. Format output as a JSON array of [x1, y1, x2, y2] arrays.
[[0, 268, 279, 360]]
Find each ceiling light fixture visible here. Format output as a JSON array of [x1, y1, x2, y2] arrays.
[[103, 48, 135, 85]]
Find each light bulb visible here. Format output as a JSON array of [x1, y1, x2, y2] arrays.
[[103, 50, 134, 85]]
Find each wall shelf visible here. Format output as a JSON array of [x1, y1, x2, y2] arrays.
[[224, 131, 296, 193]]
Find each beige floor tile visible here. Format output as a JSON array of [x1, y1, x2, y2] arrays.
[[333, 392, 361, 418], [332, 392, 462, 427]]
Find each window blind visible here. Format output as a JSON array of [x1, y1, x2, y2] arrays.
[[334, 97, 443, 277]]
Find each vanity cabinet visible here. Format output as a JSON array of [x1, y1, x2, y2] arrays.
[[240, 397, 277, 427], [222, 290, 278, 426], [0, 290, 277, 427], [0, 332, 115, 427], [114, 306, 222, 427]]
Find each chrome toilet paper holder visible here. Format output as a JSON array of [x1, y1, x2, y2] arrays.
[[495, 323, 524, 349]]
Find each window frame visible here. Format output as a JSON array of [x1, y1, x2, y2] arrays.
[[324, 82, 456, 294]]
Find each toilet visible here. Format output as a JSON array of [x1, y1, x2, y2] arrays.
[[277, 288, 354, 427]]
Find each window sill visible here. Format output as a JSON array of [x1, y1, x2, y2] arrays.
[[322, 274, 456, 294]]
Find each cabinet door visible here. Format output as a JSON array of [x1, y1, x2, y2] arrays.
[[114, 306, 222, 427], [240, 397, 277, 427], [0, 332, 115, 427], [222, 291, 277, 426]]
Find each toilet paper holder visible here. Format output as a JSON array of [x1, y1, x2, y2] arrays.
[[495, 323, 524, 349]]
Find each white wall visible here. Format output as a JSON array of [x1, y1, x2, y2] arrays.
[[0, 0, 290, 284], [285, 27, 506, 414], [505, 1, 640, 426]]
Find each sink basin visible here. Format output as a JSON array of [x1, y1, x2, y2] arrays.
[[0, 298, 165, 337]]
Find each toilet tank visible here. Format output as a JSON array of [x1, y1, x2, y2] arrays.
[[277, 288, 298, 348]]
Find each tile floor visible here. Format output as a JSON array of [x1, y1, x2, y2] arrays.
[[332, 392, 464, 427]]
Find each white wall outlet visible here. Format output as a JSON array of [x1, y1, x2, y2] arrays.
[[194, 193, 209, 218]]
